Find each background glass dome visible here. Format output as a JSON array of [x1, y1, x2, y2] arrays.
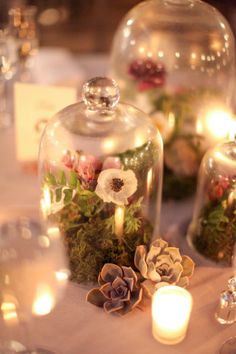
[[39, 77, 163, 284], [187, 140, 236, 265], [110, 0, 235, 200]]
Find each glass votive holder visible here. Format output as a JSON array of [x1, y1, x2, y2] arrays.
[[215, 289, 236, 325], [152, 286, 192, 345]]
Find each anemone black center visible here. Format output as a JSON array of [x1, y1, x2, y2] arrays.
[[111, 178, 124, 192]]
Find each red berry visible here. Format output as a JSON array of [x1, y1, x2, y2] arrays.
[[128, 59, 166, 90]]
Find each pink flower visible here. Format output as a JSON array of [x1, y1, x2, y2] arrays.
[[208, 177, 230, 201], [102, 157, 121, 170], [77, 154, 102, 190], [62, 150, 78, 170]]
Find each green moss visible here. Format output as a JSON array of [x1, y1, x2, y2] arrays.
[[193, 201, 236, 265], [62, 216, 153, 284]]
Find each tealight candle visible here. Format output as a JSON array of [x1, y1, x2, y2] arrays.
[[152, 286, 192, 345]]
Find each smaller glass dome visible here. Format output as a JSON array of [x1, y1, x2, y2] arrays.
[[187, 140, 236, 265], [39, 77, 163, 284]]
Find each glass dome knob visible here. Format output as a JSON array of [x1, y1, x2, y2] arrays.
[[82, 77, 120, 111]]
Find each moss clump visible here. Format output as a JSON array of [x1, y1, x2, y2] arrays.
[[61, 214, 153, 284], [163, 166, 196, 200], [193, 202, 236, 265]]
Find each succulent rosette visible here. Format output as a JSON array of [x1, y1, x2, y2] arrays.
[[134, 239, 195, 297], [87, 264, 143, 315]]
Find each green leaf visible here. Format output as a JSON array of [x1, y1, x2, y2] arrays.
[[45, 172, 57, 186], [55, 187, 62, 202], [80, 190, 95, 197], [58, 171, 66, 185], [77, 181, 82, 193], [78, 194, 104, 217], [50, 190, 54, 203], [63, 188, 73, 204], [69, 171, 78, 189], [105, 215, 115, 234], [123, 198, 143, 234]]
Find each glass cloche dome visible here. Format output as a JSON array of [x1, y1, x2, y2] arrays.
[[39, 77, 163, 284], [187, 140, 236, 265], [110, 0, 235, 200]]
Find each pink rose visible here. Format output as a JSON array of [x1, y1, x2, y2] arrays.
[[62, 150, 78, 169], [208, 177, 230, 201], [77, 154, 102, 190]]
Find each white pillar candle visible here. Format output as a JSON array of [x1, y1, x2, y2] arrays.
[[114, 205, 125, 238], [152, 285, 192, 345]]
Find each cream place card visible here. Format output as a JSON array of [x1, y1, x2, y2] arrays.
[[14, 82, 77, 162]]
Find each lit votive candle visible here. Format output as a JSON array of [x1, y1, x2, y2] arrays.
[[152, 285, 192, 345]]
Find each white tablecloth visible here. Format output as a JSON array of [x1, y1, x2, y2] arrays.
[[4, 267, 235, 354], [0, 53, 235, 354]]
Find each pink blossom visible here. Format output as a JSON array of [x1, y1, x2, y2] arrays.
[[208, 177, 230, 201], [102, 157, 121, 170], [62, 150, 77, 169], [77, 154, 102, 189]]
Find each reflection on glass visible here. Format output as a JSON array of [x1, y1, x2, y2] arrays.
[[8, 6, 39, 78], [110, 0, 235, 200], [0, 218, 68, 354], [0, 29, 17, 128]]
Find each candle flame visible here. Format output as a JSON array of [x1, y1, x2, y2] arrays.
[[55, 269, 70, 282], [1, 301, 18, 322], [32, 285, 55, 316], [203, 109, 233, 140]]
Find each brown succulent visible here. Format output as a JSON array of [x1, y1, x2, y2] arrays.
[[87, 263, 142, 315]]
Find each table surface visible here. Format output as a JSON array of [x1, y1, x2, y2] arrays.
[[0, 52, 235, 354]]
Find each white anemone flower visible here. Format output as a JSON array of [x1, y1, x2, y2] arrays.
[[95, 169, 138, 205]]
